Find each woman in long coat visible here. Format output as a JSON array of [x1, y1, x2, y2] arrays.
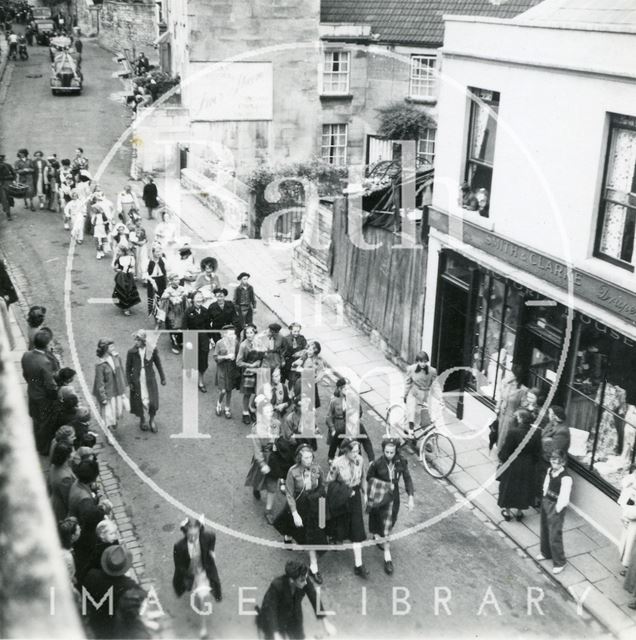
[[173, 516, 222, 640], [245, 399, 281, 524], [497, 408, 542, 521], [496, 364, 527, 449], [236, 323, 264, 424], [183, 290, 212, 392], [112, 244, 141, 316], [273, 444, 327, 584], [92, 338, 128, 430], [214, 325, 238, 419], [367, 438, 414, 576], [14, 148, 35, 210], [125, 330, 166, 433], [208, 287, 240, 340], [327, 439, 369, 578]]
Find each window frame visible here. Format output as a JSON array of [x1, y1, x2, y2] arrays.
[[417, 127, 436, 168], [409, 54, 436, 99], [322, 50, 350, 96], [593, 113, 636, 272], [321, 123, 348, 166]]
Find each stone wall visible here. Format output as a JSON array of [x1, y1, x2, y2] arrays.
[[95, 1, 158, 59]]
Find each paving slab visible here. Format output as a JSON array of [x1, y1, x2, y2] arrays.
[[500, 520, 541, 550], [551, 563, 586, 588], [467, 487, 504, 524], [465, 461, 498, 486], [594, 575, 634, 606], [565, 527, 603, 556], [567, 583, 636, 633], [448, 469, 480, 494], [456, 449, 492, 469], [568, 552, 613, 584]]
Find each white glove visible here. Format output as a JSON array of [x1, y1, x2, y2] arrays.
[[261, 464, 270, 474], [292, 511, 303, 528]]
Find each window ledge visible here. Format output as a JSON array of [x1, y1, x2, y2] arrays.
[[447, 203, 494, 231], [320, 93, 354, 101], [580, 256, 636, 287], [405, 96, 437, 105]]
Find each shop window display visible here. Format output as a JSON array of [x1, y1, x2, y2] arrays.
[[567, 322, 636, 490]]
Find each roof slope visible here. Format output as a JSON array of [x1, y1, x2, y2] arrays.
[[515, 0, 636, 27], [321, 0, 545, 45]]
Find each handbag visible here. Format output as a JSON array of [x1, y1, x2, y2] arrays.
[[367, 477, 393, 510], [242, 372, 256, 389], [7, 181, 27, 197]]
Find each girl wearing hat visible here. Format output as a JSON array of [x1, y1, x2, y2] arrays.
[[92, 338, 128, 430], [172, 516, 222, 640], [367, 437, 414, 575], [194, 257, 220, 309], [112, 244, 141, 316], [244, 397, 281, 524], [327, 439, 369, 577], [108, 221, 130, 259], [175, 242, 197, 290], [233, 272, 256, 326], [236, 323, 264, 424], [208, 286, 240, 341], [273, 444, 327, 584], [537, 449, 572, 575], [158, 273, 187, 353], [145, 244, 167, 319], [214, 324, 238, 418]]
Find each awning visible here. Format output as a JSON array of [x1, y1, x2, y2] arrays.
[[153, 31, 170, 47]]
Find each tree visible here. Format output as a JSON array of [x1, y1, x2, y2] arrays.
[[376, 102, 436, 140]]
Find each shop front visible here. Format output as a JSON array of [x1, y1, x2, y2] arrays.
[[426, 211, 636, 502]]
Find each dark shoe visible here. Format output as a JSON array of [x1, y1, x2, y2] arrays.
[[140, 421, 149, 432], [515, 511, 525, 521], [309, 570, 323, 585], [628, 600, 636, 610], [354, 564, 369, 579], [149, 419, 158, 433], [252, 488, 261, 500], [198, 384, 207, 393], [242, 412, 251, 425], [620, 568, 627, 577], [384, 560, 394, 575], [264, 510, 274, 525], [375, 541, 385, 551], [501, 509, 512, 522]]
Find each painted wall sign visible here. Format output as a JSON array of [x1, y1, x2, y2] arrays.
[[429, 208, 636, 327]]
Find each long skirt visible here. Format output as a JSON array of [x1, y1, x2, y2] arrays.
[[147, 277, 166, 316], [328, 485, 366, 543], [101, 394, 129, 426], [368, 497, 399, 538], [113, 272, 141, 310], [625, 540, 636, 594], [18, 174, 35, 198], [134, 243, 149, 280], [197, 336, 210, 374], [620, 519, 636, 566], [497, 455, 537, 510], [244, 456, 277, 494], [274, 490, 327, 546]]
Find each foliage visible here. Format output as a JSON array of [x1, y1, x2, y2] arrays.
[[376, 102, 435, 141], [132, 70, 179, 102], [243, 158, 347, 239]]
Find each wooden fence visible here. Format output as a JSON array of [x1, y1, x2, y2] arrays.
[[330, 200, 428, 362]]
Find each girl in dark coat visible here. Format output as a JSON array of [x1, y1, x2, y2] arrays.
[[208, 287, 240, 339], [142, 175, 159, 219], [236, 324, 264, 424], [214, 325, 238, 418], [497, 408, 542, 521], [172, 516, 222, 640], [14, 148, 35, 210], [183, 290, 212, 392], [145, 244, 167, 318], [367, 437, 414, 575], [92, 338, 128, 430]]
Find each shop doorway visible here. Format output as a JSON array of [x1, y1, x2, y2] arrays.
[[435, 279, 469, 394]]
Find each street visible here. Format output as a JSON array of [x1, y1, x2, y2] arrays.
[[0, 37, 608, 639]]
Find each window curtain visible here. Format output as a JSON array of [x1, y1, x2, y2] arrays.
[[600, 127, 636, 259], [470, 102, 489, 161]]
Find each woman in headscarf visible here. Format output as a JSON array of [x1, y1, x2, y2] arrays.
[[366, 437, 414, 576], [274, 444, 327, 584], [244, 397, 281, 524], [193, 257, 220, 309], [112, 243, 141, 316], [92, 338, 128, 431], [327, 439, 369, 578], [158, 273, 187, 354], [14, 148, 35, 211]]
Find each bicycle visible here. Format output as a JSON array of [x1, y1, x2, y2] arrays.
[[384, 402, 457, 479]]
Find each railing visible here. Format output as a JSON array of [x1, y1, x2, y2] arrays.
[[0, 301, 84, 638]]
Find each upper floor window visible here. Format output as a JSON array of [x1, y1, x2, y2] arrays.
[[463, 88, 499, 218], [322, 124, 347, 166], [417, 127, 436, 168], [595, 114, 636, 271], [409, 55, 436, 99], [322, 51, 350, 95]]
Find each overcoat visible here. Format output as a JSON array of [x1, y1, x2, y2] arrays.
[[172, 528, 222, 600], [125, 345, 166, 417], [92, 354, 127, 404]]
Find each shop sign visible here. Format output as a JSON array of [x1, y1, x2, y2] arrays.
[[430, 209, 636, 327]]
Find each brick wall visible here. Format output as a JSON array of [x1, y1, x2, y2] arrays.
[[96, 1, 158, 60]]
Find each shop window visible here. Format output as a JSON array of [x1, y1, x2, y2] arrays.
[[443, 253, 473, 287], [470, 274, 523, 402], [462, 88, 499, 218], [567, 320, 636, 491], [595, 114, 636, 271]]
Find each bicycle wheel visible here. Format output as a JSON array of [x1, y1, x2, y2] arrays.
[[420, 431, 456, 479]]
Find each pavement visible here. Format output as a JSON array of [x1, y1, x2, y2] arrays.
[[154, 177, 636, 638]]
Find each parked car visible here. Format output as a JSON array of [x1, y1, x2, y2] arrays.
[[35, 19, 55, 46], [51, 51, 82, 95]]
